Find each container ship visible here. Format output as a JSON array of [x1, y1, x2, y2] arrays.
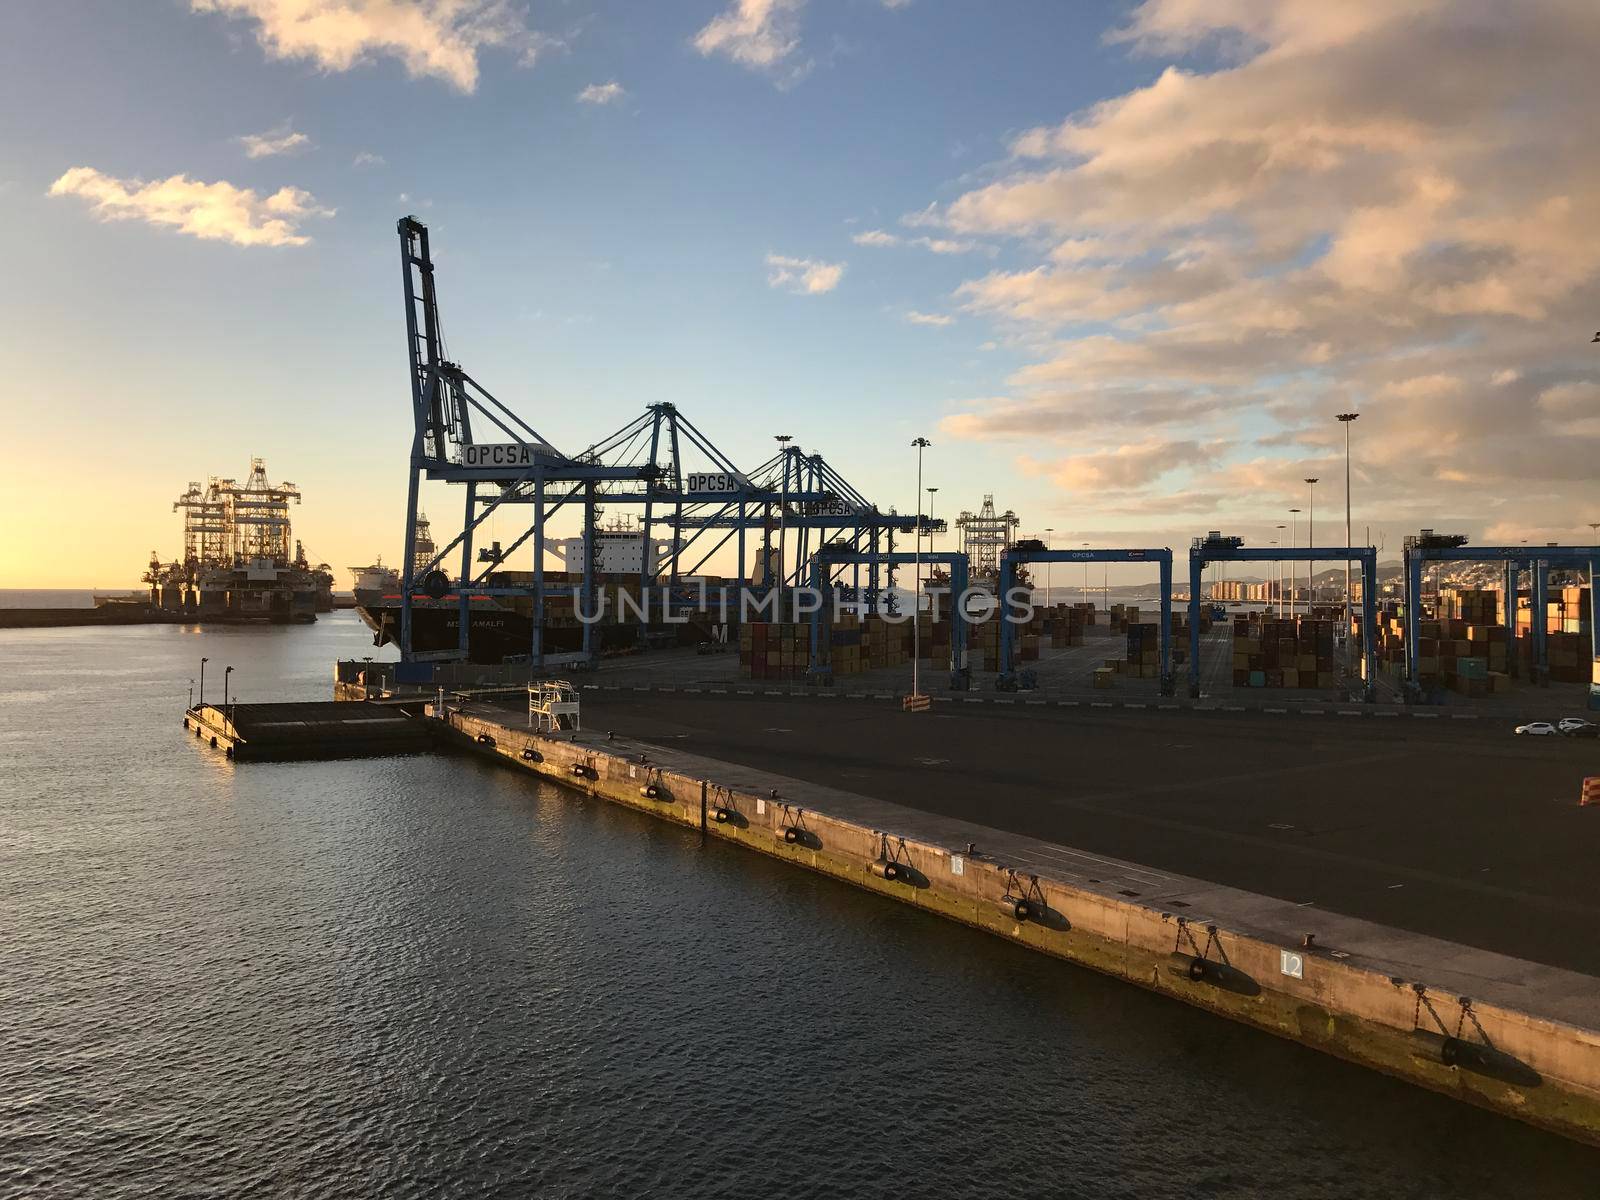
[[131, 459, 334, 623], [353, 514, 727, 662]]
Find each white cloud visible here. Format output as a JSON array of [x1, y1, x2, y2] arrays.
[[694, 0, 806, 74], [577, 81, 626, 105], [237, 123, 312, 158], [906, 310, 952, 326], [765, 253, 843, 295], [352, 150, 385, 167], [921, 0, 1600, 534], [191, 0, 554, 93], [852, 227, 979, 254], [920, 237, 976, 255], [1022, 440, 1214, 491], [49, 167, 332, 247], [852, 229, 901, 247]]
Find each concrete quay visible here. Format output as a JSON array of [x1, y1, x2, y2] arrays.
[[184, 701, 434, 761], [442, 696, 1600, 1146]]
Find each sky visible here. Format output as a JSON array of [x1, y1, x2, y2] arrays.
[[2, 0, 1598, 589]]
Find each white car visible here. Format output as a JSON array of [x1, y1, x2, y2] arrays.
[[1557, 718, 1595, 734], [1514, 722, 1558, 736]]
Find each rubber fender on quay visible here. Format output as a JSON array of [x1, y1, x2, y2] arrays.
[[998, 894, 1032, 921]]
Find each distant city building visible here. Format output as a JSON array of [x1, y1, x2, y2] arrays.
[[1209, 580, 1284, 602], [1209, 580, 1353, 603]]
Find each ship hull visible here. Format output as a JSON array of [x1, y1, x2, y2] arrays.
[[354, 600, 698, 663]]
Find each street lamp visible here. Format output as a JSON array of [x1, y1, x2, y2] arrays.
[[1288, 509, 1302, 617], [1275, 525, 1287, 616], [912, 437, 931, 698], [199, 656, 209, 705], [1337, 413, 1360, 660], [1082, 543, 1090, 608], [1304, 477, 1319, 609], [224, 665, 234, 708]]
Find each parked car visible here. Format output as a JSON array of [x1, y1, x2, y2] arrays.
[[1556, 718, 1595, 734], [1514, 722, 1558, 736], [1565, 724, 1600, 739]]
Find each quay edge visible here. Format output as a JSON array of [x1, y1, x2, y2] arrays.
[[443, 704, 1600, 1147]]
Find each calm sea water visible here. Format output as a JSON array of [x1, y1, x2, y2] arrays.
[[2, 613, 1596, 1198]]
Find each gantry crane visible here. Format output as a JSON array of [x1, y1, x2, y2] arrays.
[[806, 547, 971, 688], [394, 217, 944, 666], [1401, 532, 1600, 697], [1188, 533, 1378, 702], [996, 545, 1175, 694], [396, 216, 646, 663]]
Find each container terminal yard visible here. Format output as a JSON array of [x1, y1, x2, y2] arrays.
[[178, 217, 1600, 1147]]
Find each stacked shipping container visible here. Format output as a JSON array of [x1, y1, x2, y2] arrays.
[[1230, 614, 1338, 688], [1363, 586, 1593, 691]]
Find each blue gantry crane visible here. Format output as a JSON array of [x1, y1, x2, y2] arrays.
[[805, 548, 971, 688], [1187, 533, 1378, 701], [394, 216, 941, 667], [996, 545, 1175, 694], [1401, 531, 1600, 699], [396, 217, 648, 663]]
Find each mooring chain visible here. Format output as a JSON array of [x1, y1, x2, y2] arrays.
[[1456, 996, 1490, 1045], [1172, 916, 1202, 957], [1411, 982, 1451, 1035]]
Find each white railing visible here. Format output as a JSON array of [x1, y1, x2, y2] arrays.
[[529, 680, 581, 733]]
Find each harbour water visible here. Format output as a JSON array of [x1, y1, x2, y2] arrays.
[[3, 614, 1597, 1197]]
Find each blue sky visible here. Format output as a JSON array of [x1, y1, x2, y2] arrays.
[[4, 1, 1598, 586]]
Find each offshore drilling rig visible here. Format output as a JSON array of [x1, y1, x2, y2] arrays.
[[956, 495, 1019, 585], [140, 459, 334, 621]]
